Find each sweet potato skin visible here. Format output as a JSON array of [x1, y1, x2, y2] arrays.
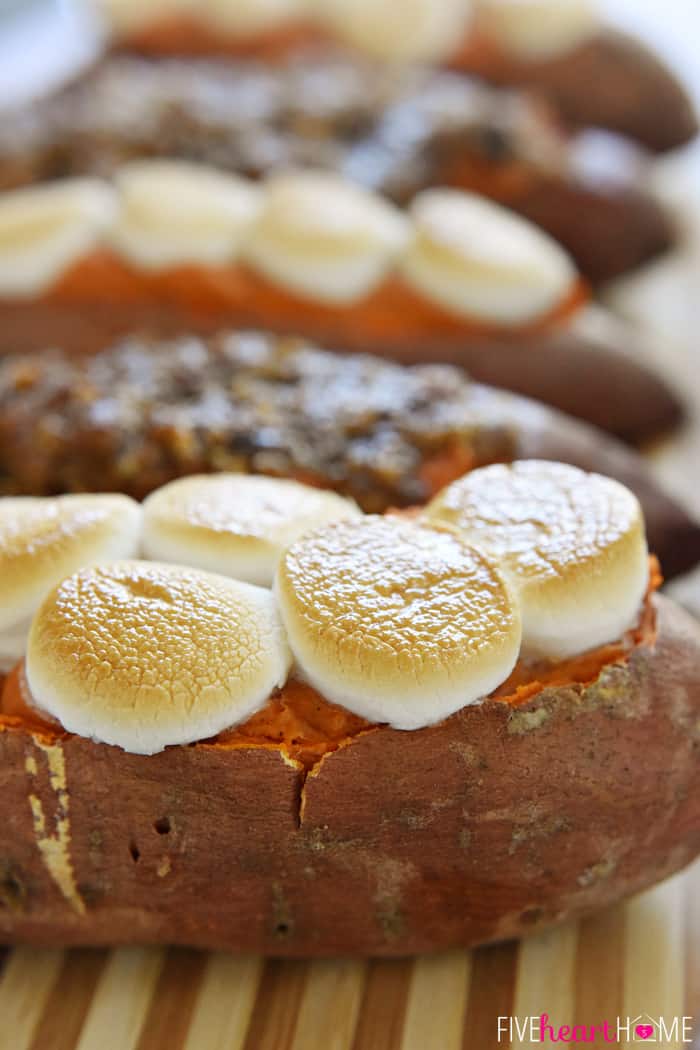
[[0, 595, 698, 955], [510, 177, 674, 287], [458, 30, 699, 153], [356, 329, 683, 447]]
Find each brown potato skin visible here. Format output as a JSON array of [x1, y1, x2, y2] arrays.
[[352, 329, 683, 448], [0, 595, 698, 955], [0, 295, 684, 447], [508, 176, 674, 287], [458, 30, 699, 153]]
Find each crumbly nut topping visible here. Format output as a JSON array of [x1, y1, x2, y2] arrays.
[[0, 55, 559, 201], [0, 332, 516, 507]]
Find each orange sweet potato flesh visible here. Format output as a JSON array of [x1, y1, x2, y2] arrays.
[[121, 15, 327, 60], [44, 254, 587, 346]]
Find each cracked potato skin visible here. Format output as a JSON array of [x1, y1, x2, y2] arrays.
[[0, 594, 699, 955]]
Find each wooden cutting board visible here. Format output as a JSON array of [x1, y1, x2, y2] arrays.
[[0, 860, 698, 1050]]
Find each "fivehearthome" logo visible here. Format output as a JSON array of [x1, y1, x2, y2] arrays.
[[497, 1013, 694, 1043]]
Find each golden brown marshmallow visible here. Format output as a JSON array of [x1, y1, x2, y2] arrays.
[[424, 460, 649, 659], [275, 516, 521, 729], [141, 474, 361, 586], [26, 561, 292, 754]]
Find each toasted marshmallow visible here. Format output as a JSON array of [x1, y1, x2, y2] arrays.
[[110, 161, 262, 270], [91, 0, 191, 34], [142, 474, 361, 586], [275, 516, 521, 729], [0, 179, 117, 298], [0, 495, 142, 671], [27, 561, 292, 754], [244, 171, 410, 303], [400, 190, 576, 325], [94, 0, 306, 34], [315, 0, 473, 63], [207, 0, 309, 33], [424, 461, 649, 660], [475, 0, 598, 59]]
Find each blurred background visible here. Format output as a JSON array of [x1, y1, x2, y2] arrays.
[[599, 0, 700, 618]]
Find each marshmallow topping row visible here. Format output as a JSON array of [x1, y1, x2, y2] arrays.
[[0, 164, 577, 326], [92, 0, 599, 62], [0, 462, 650, 753]]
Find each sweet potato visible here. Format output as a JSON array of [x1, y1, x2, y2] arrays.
[[350, 325, 683, 447], [0, 257, 684, 445], [0, 593, 697, 954], [0, 335, 697, 578], [457, 30, 699, 154], [112, 19, 698, 152], [0, 54, 677, 284]]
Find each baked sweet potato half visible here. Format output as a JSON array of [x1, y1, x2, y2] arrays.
[[0, 465, 698, 955], [0, 171, 683, 443], [0, 55, 675, 284], [1, 594, 697, 955], [0, 332, 697, 579], [96, 1, 698, 152], [0, 296, 680, 447]]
